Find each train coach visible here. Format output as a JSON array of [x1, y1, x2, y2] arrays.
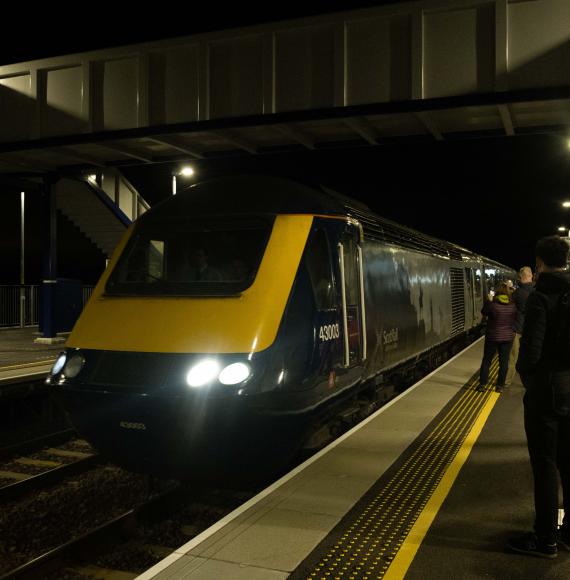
[[49, 175, 514, 481]]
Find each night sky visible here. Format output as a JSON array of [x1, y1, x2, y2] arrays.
[[1, 1, 569, 284], [119, 134, 570, 270]]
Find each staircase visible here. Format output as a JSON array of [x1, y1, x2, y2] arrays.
[[55, 170, 149, 258]]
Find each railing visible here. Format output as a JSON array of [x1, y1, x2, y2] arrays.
[[97, 169, 150, 223], [82, 286, 94, 306], [0, 285, 94, 328], [0, 285, 38, 328]]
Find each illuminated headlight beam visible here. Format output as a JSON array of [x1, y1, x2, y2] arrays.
[[186, 360, 221, 388], [219, 363, 251, 385], [186, 360, 251, 387], [51, 353, 67, 375]]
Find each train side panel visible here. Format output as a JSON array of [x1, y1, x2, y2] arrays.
[[362, 242, 453, 379]]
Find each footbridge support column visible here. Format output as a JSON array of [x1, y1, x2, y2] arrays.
[[37, 175, 64, 344]]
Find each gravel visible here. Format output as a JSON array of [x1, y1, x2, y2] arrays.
[[1, 460, 47, 475], [0, 477, 18, 487], [0, 461, 258, 578], [92, 543, 161, 573], [0, 465, 150, 576]]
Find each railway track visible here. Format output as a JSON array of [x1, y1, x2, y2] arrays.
[[0, 373, 71, 451], [0, 428, 75, 461], [1, 478, 254, 580], [0, 341, 481, 579], [0, 435, 102, 503]]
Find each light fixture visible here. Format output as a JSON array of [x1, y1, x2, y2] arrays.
[[559, 227, 567, 232], [51, 353, 67, 375], [179, 166, 195, 177], [172, 165, 195, 195], [563, 201, 570, 208], [63, 352, 85, 378], [186, 359, 220, 388], [219, 363, 251, 385]]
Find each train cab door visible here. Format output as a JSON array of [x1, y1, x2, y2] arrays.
[[338, 224, 367, 367], [464, 267, 475, 328]]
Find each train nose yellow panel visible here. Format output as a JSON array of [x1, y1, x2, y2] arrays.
[[68, 215, 313, 354]]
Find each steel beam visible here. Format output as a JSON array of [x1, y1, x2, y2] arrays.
[[96, 143, 154, 163], [40, 176, 58, 339], [498, 104, 515, 136], [147, 137, 205, 158], [343, 118, 378, 145], [273, 124, 315, 149], [212, 130, 258, 154], [415, 112, 443, 141]]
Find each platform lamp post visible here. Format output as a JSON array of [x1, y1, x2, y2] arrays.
[[172, 165, 195, 195], [19, 191, 25, 328]]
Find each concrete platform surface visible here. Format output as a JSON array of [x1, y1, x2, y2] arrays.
[[0, 327, 61, 368], [139, 339, 487, 579]]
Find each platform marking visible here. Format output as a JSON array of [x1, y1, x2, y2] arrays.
[[303, 360, 499, 580], [0, 359, 55, 372], [137, 338, 485, 580], [384, 386, 498, 579]]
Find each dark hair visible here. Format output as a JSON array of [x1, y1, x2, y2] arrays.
[[536, 235, 569, 268]]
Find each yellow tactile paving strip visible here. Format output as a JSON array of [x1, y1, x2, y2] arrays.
[[303, 361, 500, 580]]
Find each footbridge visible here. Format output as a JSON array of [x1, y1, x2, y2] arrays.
[[1, 0, 569, 171], [1, 0, 569, 337]]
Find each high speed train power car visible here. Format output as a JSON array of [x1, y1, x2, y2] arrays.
[[50, 175, 514, 481]]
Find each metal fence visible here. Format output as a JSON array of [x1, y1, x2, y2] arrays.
[[0, 285, 38, 328], [0, 285, 95, 328]]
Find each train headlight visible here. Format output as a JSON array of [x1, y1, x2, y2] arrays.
[[186, 359, 220, 388], [63, 353, 85, 378], [51, 353, 67, 375], [219, 362, 251, 385]]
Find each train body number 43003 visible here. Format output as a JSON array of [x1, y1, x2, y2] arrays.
[[319, 323, 340, 342]]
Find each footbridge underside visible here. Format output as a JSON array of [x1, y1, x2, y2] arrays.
[[0, 0, 569, 173]]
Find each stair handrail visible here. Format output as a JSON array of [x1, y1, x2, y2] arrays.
[[85, 169, 150, 225]]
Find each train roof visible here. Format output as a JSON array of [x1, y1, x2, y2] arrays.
[[149, 174, 368, 217], [142, 175, 513, 270]]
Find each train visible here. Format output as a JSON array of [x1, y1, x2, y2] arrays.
[[49, 175, 514, 481]]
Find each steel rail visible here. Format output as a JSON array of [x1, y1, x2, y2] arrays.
[[0, 453, 102, 503], [0, 428, 75, 462], [0, 483, 186, 580]]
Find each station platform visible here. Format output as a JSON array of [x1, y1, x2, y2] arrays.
[[138, 338, 570, 579], [0, 327, 60, 385]]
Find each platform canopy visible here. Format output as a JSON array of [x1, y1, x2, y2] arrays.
[[1, 0, 570, 174]]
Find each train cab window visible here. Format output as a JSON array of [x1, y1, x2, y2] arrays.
[[148, 241, 165, 280], [106, 217, 273, 296], [305, 229, 335, 310]]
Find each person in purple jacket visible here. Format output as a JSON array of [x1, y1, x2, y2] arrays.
[[478, 282, 518, 393]]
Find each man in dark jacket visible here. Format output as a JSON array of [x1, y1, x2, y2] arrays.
[[505, 266, 534, 386], [508, 236, 570, 558]]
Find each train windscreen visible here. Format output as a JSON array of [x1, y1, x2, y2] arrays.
[[105, 217, 274, 296]]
